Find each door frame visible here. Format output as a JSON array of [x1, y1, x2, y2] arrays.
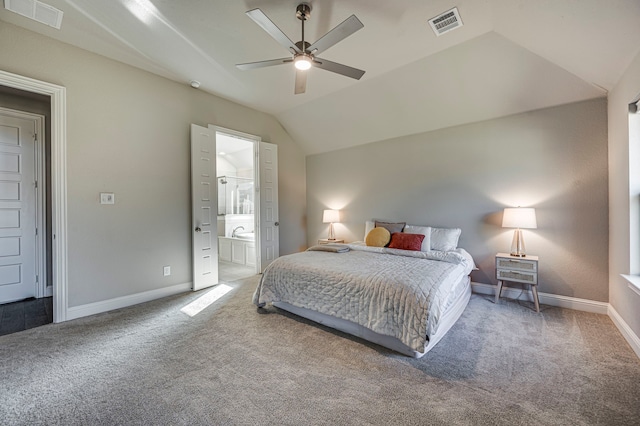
[[208, 125, 261, 272], [0, 70, 68, 323], [0, 107, 47, 298]]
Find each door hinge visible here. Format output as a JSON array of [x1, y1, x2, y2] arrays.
[[35, 228, 38, 236], [34, 133, 38, 142], [36, 275, 39, 283], [35, 180, 38, 189]]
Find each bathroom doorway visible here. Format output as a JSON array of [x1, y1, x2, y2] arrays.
[[215, 131, 258, 282]]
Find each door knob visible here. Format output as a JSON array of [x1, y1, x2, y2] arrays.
[[274, 222, 279, 226], [195, 227, 202, 232]]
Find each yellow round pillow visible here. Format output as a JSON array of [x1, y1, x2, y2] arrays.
[[365, 227, 391, 247]]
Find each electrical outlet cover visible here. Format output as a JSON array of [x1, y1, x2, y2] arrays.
[[100, 193, 115, 204]]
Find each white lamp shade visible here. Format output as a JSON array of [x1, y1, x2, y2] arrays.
[[322, 209, 340, 223], [502, 208, 537, 229]]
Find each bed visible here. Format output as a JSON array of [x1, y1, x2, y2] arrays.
[[252, 224, 475, 358]]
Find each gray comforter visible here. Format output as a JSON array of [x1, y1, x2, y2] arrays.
[[253, 244, 473, 352]]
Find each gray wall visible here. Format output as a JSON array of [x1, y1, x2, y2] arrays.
[[307, 98, 608, 302], [0, 22, 306, 307], [608, 48, 640, 338]]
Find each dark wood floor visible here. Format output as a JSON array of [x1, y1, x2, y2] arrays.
[[0, 297, 53, 336]]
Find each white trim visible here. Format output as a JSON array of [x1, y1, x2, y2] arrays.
[[608, 305, 640, 358], [35, 112, 47, 296], [0, 69, 68, 323], [471, 282, 609, 314], [66, 282, 192, 321], [621, 274, 640, 296], [208, 125, 262, 144]]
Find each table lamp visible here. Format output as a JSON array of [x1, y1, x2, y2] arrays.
[[322, 209, 340, 240], [502, 207, 537, 257]]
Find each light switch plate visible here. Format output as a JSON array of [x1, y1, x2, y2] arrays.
[[163, 266, 171, 276], [100, 193, 115, 204]]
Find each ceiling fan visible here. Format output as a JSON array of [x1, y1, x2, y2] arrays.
[[236, 3, 365, 94]]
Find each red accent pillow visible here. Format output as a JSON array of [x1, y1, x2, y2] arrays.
[[388, 233, 425, 251]]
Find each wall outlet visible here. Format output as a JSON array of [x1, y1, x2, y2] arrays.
[[100, 192, 115, 204], [163, 266, 171, 276]]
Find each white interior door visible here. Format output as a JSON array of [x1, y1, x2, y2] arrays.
[[258, 141, 279, 272], [191, 124, 218, 291], [0, 110, 39, 303]]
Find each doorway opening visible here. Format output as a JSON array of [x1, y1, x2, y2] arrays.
[[215, 131, 258, 282], [0, 70, 68, 324], [191, 124, 279, 291], [0, 97, 51, 335]]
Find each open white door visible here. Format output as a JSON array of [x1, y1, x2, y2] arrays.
[[258, 142, 279, 272], [0, 109, 43, 303], [190, 124, 218, 291]]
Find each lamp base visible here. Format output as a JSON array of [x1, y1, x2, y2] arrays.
[[510, 229, 527, 257], [327, 222, 335, 240]]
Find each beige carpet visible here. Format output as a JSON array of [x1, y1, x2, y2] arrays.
[[1, 275, 639, 425]]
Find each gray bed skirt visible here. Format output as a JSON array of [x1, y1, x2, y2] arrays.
[[272, 275, 471, 358]]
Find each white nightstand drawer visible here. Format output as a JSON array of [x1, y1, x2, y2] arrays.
[[496, 268, 537, 285], [496, 257, 537, 273]]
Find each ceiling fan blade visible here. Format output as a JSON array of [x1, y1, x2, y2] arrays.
[[246, 8, 301, 54], [294, 69, 307, 94], [236, 58, 293, 70], [307, 15, 364, 56], [313, 58, 365, 80]]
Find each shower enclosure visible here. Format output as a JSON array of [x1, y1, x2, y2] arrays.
[[217, 176, 254, 215]]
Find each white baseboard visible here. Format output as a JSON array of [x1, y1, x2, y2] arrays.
[[66, 282, 192, 321], [608, 305, 640, 359], [45, 286, 53, 297], [471, 282, 609, 314]]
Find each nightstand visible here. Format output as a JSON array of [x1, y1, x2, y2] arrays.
[[318, 238, 345, 245], [495, 253, 540, 312]]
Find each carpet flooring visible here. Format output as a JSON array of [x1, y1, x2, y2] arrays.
[[1, 275, 639, 425]]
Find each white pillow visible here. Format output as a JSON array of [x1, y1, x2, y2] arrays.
[[403, 225, 431, 252], [431, 227, 462, 251]]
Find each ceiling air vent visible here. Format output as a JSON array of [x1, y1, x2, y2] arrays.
[[4, 0, 64, 29], [428, 7, 463, 37]]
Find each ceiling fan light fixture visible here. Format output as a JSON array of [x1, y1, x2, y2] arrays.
[[294, 55, 312, 70]]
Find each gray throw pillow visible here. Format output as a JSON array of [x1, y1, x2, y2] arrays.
[[375, 220, 406, 234]]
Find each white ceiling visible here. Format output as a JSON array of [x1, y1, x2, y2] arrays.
[[2, 0, 640, 155], [217, 133, 254, 172]]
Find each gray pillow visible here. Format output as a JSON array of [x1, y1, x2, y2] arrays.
[[375, 220, 406, 235]]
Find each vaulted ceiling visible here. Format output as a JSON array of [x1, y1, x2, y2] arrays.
[[2, 0, 639, 154]]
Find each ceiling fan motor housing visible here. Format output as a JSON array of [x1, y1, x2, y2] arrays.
[[296, 3, 311, 21], [295, 41, 312, 52]]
